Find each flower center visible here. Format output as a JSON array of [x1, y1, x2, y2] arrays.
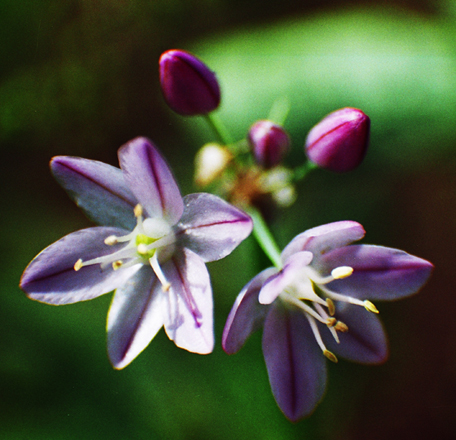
[[280, 265, 379, 363], [74, 204, 176, 291]]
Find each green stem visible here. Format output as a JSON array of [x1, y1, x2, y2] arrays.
[[247, 207, 283, 269], [293, 160, 318, 182], [204, 113, 234, 146]]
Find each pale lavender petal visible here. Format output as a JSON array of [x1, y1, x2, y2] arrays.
[[20, 227, 142, 304], [175, 193, 253, 262], [259, 252, 313, 305], [51, 156, 137, 230], [118, 137, 184, 224], [281, 221, 365, 262], [161, 248, 213, 354], [222, 267, 277, 354], [107, 266, 166, 369], [320, 302, 388, 364], [263, 300, 327, 421], [322, 245, 434, 300]]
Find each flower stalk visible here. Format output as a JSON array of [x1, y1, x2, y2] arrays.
[[246, 207, 283, 269]]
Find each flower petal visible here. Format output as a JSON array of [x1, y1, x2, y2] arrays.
[[263, 300, 327, 421], [51, 156, 137, 230], [323, 245, 434, 300], [320, 302, 388, 364], [175, 193, 253, 262], [118, 137, 184, 224], [259, 252, 313, 305], [222, 267, 277, 354], [107, 266, 165, 369], [161, 248, 213, 354], [281, 221, 365, 262], [20, 227, 141, 304]]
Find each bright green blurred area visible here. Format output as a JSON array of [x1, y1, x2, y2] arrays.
[[2, 1, 456, 439]]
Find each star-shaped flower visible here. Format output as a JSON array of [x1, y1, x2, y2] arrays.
[[20, 137, 252, 369], [222, 221, 433, 421]]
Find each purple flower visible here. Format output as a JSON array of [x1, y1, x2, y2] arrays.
[[305, 108, 370, 172], [159, 49, 221, 116], [20, 137, 252, 369], [222, 221, 433, 421], [248, 120, 290, 168]]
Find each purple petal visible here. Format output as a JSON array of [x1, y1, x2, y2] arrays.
[[161, 248, 213, 354], [263, 300, 327, 421], [51, 156, 137, 230], [320, 302, 388, 364], [20, 227, 142, 305], [222, 267, 277, 354], [175, 193, 253, 262], [107, 266, 165, 369], [281, 221, 365, 263], [323, 245, 434, 300], [259, 252, 313, 305], [118, 137, 184, 224]]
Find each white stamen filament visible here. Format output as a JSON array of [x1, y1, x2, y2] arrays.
[[319, 286, 379, 313], [281, 292, 329, 325], [314, 302, 340, 343], [303, 265, 354, 285], [74, 243, 137, 271], [149, 252, 171, 292], [305, 314, 338, 363]]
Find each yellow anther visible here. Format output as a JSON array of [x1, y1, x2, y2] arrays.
[[104, 235, 118, 245], [112, 260, 123, 270], [326, 298, 336, 316], [364, 300, 379, 314], [331, 266, 354, 279], [324, 350, 338, 363], [161, 282, 171, 292], [326, 317, 337, 327], [134, 204, 143, 218], [335, 321, 349, 332], [74, 259, 83, 271]]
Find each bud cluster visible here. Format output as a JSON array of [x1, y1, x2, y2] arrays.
[[158, 49, 371, 212]]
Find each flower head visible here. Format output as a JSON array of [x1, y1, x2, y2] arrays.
[[305, 108, 370, 172], [20, 137, 252, 369], [222, 221, 432, 421], [159, 49, 221, 116], [248, 120, 290, 168]]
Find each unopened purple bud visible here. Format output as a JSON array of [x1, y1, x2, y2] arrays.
[[305, 108, 370, 172], [248, 120, 290, 168], [159, 49, 221, 116]]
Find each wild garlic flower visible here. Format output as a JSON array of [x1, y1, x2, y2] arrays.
[[21, 137, 252, 368]]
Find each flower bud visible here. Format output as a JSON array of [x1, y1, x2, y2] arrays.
[[305, 108, 370, 172], [248, 120, 290, 168], [159, 49, 221, 116]]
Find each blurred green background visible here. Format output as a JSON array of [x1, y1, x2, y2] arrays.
[[2, 0, 456, 438]]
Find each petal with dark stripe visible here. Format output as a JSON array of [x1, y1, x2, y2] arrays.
[[320, 302, 388, 364], [281, 220, 365, 263], [51, 156, 137, 230], [323, 245, 434, 300], [20, 227, 141, 305], [118, 137, 183, 224], [107, 266, 165, 369], [263, 300, 327, 421], [175, 193, 253, 262], [162, 248, 213, 354], [222, 267, 276, 354]]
